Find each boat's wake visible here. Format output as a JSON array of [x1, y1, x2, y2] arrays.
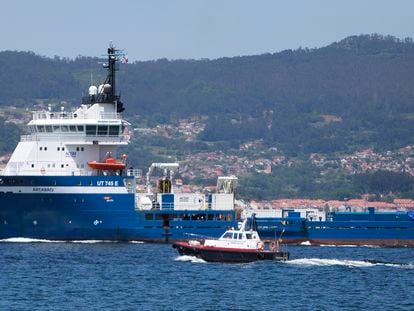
[[174, 255, 206, 264], [301, 241, 381, 248], [0, 238, 145, 244], [0, 237, 62, 243], [320, 244, 358, 248], [321, 244, 383, 248], [286, 258, 414, 269]]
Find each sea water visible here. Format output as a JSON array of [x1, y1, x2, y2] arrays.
[[0, 240, 413, 310]]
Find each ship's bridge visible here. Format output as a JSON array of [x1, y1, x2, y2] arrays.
[[24, 103, 129, 145]]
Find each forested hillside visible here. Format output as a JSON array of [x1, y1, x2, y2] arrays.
[[1, 34, 413, 155]]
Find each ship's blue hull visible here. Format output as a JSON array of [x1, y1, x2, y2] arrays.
[[1, 176, 413, 245], [0, 176, 237, 242]]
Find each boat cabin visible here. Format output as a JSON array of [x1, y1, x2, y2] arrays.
[[220, 230, 260, 242], [202, 218, 276, 250]]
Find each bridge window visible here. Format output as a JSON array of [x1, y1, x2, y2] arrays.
[[77, 125, 84, 132], [109, 126, 119, 136], [45, 126, 52, 132], [53, 125, 60, 132], [86, 125, 96, 136], [37, 126, 45, 132], [97, 125, 108, 136], [69, 126, 76, 132], [61, 126, 68, 132]]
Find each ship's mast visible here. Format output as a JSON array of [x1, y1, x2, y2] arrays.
[[107, 43, 118, 100], [96, 42, 126, 112]]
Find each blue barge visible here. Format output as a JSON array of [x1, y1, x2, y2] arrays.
[[253, 207, 414, 246]]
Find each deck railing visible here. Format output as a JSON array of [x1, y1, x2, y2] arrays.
[[20, 133, 129, 143], [32, 111, 121, 120]]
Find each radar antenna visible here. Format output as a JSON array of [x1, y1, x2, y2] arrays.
[[96, 42, 127, 112]]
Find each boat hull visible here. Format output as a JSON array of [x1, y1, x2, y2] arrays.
[[173, 242, 289, 263]]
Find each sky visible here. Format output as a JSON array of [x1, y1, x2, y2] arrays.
[[1, 0, 413, 61]]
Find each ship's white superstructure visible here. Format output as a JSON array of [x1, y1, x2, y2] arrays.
[[3, 62, 129, 177]]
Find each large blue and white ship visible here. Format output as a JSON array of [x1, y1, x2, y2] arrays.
[[1, 44, 413, 246], [0, 44, 239, 242]]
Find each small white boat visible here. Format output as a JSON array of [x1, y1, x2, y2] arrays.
[[173, 219, 289, 263]]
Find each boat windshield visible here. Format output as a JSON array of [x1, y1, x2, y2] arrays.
[[221, 232, 233, 239], [246, 233, 252, 239]]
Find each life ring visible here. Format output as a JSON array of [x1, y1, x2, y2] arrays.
[[256, 241, 264, 251]]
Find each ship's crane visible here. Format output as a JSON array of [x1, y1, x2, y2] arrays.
[[146, 163, 179, 194], [216, 176, 238, 194]]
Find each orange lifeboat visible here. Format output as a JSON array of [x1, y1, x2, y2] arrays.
[[87, 157, 126, 171]]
